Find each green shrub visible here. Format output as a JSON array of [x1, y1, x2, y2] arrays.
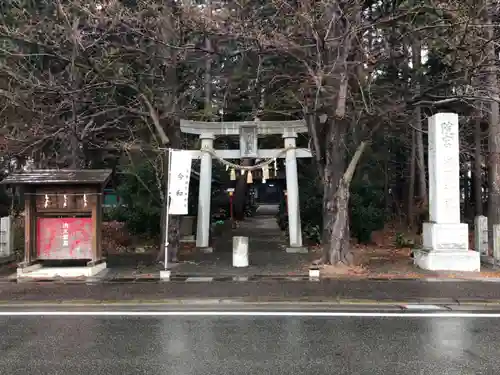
[[298, 173, 323, 244], [211, 187, 230, 220], [349, 181, 385, 243], [109, 162, 163, 237], [394, 232, 415, 248], [303, 224, 321, 244], [276, 193, 288, 231], [12, 216, 24, 261]]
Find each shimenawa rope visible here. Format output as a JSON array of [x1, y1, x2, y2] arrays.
[[200, 146, 295, 171]]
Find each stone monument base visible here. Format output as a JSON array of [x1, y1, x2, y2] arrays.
[[16, 262, 107, 280], [413, 249, 480, 272], [286, 246, 308, 254], [422, 222, 469, 250], [415, 222, 480, 271]]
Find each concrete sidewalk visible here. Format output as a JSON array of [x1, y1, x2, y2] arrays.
[[2, 279, 500, 305]]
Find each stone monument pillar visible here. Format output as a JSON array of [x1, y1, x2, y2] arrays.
[[414, 113, 480, 271], [196, 133, 214, 251]]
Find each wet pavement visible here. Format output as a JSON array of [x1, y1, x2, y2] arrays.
[[96, 210, 311, 280], [1, 313, 499, 374], [169, 209, 312, 276], [3, 279, 500, 304], [165, 252, 311, 277]]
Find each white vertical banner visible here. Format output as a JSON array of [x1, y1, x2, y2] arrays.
[[168, 150, 192, 215]]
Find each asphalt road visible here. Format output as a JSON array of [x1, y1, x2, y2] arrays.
[[2, 310, 499, 374]]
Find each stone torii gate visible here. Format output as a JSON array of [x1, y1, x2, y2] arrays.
[[180, 119, 311, 253]]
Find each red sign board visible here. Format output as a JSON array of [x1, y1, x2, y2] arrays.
[[36, 218, 93, 260]]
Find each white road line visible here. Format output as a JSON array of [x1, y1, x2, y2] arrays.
[[0, 311, 499, 317], [401, 305, 446, 310], [185, 277, 214, 282]]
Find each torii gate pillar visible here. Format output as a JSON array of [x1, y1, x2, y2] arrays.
[[283, 130, 304, 251], [196, 134, 214, 251], [180, 120, 310, 253]]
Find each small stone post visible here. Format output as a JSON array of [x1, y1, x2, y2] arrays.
[[233, 236, 249, 267], [474, 215, 488, 255]]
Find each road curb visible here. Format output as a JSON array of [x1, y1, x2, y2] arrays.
[[5, 276, 500, 284], [0, 298, 500, 307]]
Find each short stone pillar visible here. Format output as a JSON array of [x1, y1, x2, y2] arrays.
[[414, 113, 480, 271], [309, 267, 320, 281], [474, 215, 488, 255], [0, 216, 12, 259], [493, 225, 500, 266], [233, 236, 249, 267], [159, 270, 171, 281]]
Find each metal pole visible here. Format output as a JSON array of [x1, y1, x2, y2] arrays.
[[164, 148, 173, 271], [229, 191, 234, 221]]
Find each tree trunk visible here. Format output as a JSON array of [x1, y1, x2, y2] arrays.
[[204, 21, 212, 118], [157, 190, 181, 264], [319, 113, 366, 265], [408, 128, 416, 228], [233, 158, 252, 222], [67, 128, 86, 169], [474, 111, 483, 215], [326, 178, 350, 264], [486, 6, 500, 246], [312, 0, 361, 265], [463, 168, 472, 220], [321, 119, 347, 250], [412, 38, 427, 203], [383, 154, 389, 216], [323, 140, 368, 264]]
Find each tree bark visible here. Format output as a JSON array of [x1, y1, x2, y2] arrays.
[[156, 190, 181, 264], [204, 15, 212, 118], [412, 38, 427, 203], [408, 128, 416, 228], [153, 1, 183, 264], [233, 159, 252, 222], [69, 130, 85, 168], [321, 118, 348, 249], [307, 0, 363, 265], [463, 168, 472, 220], [232, 51, 264, 224], [486, 5, 500, 246], [474, 112, 483, 215], [323, 140, 368, 264]]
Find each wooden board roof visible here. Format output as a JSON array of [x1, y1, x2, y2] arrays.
[[0, 169, 112, 186]]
